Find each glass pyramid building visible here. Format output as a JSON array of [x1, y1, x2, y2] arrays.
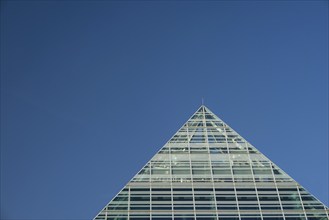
[[94, 105, 329, 220]]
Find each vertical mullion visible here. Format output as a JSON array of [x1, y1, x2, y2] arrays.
[[187, 120, 197, 220], [246, 149, 263, 219], [224, 123, 241, 220], [296, 184, 308, 219], [270, 163, 286, 220], [203, 107, 219, 220]]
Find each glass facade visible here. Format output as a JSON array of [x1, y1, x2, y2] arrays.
[[94, 105, 329, 220]]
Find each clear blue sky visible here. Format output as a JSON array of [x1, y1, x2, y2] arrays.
[[1, 1, 328, 219]]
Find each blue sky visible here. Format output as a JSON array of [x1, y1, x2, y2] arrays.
[[1, 1, 328, 219]]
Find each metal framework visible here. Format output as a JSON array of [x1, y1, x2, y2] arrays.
[[94, 105, 329, 220]]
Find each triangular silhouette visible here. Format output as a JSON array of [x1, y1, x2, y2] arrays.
[[94, 105, 329, 220]]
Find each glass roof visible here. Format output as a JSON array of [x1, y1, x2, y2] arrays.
[[94, 105, 329, 220]]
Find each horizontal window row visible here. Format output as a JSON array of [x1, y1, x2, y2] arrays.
[[132, 177, 294, 183], [128, 187, 302, 191], [107, 204, 308, 211], [145, 162, 279, 169], [125, 187, 315, 196], [158, 148, 260, 154], [139, 168, 282, 175], [109, 197, 322, 205]]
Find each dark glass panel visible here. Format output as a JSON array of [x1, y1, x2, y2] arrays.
[[216, 196, 236, 201], [152, 196, 171, 201], [173, 196, 193, 201], [130, 196, 149, 201]]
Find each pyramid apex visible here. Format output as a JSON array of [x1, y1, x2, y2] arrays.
[[199, 98, 210, 110], [197, 104, 211, 111], [196, 104, 206, 112]]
